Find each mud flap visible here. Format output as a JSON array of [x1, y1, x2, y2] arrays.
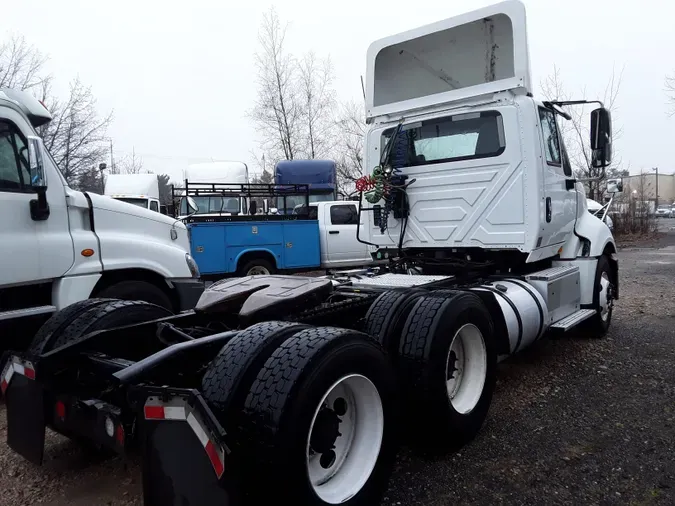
[[134, 387, 241, 506], [5, 366, 46, 465]]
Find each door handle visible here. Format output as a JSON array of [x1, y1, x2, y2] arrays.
[[546, 197, 552, 223], [329, 230, 340, 234]]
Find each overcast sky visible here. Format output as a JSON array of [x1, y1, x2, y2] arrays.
[[4, 0, 672, 182]]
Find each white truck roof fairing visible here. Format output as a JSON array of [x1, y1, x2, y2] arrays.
[[184, 162, 249, 184], [104, 174, 160, 199], [0, 87, 52, 127], [365, 0, 531, 122]]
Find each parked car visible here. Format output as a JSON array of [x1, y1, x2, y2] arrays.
[[655, 205, 672, 218]]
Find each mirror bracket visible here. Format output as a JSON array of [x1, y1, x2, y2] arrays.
[[30, 189, 50, 221]]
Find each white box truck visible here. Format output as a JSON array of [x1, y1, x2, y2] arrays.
[[0, 88, 203, 343], [104, 173, 161, 212]]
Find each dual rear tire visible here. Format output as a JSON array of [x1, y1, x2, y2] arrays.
[[363, 288, 498, 453], [201, 322, 397, 506]]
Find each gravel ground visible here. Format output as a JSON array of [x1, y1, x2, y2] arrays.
[[1, 235, 674, 506]]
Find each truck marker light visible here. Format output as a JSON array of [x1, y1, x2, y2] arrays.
[[81, 249, 95, 257], [116, 425, 125, 446], [55, 401, 66, 421]]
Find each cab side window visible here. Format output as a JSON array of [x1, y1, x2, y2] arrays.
[[330, 204, 359, 225], [0, 121, 31, 191], [150, 200, 159, 212], [538, 108, 561, 167]]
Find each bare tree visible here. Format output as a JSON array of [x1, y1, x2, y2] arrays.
[[38, 78, 113, 187], [0, 35, 49, 91], [333, 100, 366, 197], [665, 73, 675, 116], [116, 147, 145, 174], [249, 8, 301, 164], [298, 52, 336, 159], [540, 65, 624, 201]]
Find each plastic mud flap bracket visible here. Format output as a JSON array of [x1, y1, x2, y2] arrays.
[[2, 355, 45, 465], [133, 386, 239, 506]]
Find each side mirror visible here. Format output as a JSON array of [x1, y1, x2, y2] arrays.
[[27, 136, 47, 188], [606, 178, 623, 194], [262, 199, 270, 214], [590, 107, 612, 168]]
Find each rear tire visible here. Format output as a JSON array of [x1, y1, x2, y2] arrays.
[[29, 299, 114, 354], [29, 300, 172, 353], [241, 327, 398, 506], [398, 291, 496, 453], [238, 258, 275, 276], [362, 289, 427, 356], [96, 280, 173, 312], [201, 321, 310, 439]]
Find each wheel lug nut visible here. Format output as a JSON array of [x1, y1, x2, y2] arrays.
[[320, 450, 336, 469], [333, 397, 347, 416]]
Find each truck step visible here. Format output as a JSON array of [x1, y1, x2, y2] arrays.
[[549, 309, 596, 331], [0, 305, 57, 322], [526, 265, 578, 282]]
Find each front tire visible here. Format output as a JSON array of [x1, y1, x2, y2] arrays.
[[586, 254, 614, 336], [241, 327, 398, 505]]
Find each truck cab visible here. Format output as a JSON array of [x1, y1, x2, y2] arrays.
[[0, 88, 203, 339], [362, 0, 617, 280], [104, 173, 161, 212], [274, 160, 337, 214]]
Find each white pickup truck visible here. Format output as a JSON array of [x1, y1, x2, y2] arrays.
[[0, 88, 203, 343], [296, 200, 374, 270]]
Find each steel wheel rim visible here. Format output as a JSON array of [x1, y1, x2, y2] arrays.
[[247, 265, 270, 276], [599, 271, 611, 322], [306, 374, 384, 504], [445, 323, 487, 414]]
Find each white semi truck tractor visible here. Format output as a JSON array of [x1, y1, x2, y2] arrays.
[[0, 87, 203, 347], [2, 2, 621, 505]]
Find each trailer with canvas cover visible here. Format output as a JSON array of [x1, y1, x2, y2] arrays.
[[2, 2, 622, 505]]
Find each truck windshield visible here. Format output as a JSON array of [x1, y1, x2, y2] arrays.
[[115, 197, 149, 209], [276, 194, 332, 213], [180, 196, 242, 215]]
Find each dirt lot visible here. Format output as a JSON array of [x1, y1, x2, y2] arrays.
[[1, 235, 674, 506]]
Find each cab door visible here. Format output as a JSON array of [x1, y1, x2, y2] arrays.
[[0, 119, 40, 285], [324, 203, 369, 266], [537, 107, 577, 247]]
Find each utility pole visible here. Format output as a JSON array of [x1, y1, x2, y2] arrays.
[[652, 167, 659, 207]]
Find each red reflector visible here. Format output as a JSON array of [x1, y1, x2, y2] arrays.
[[205, 440, 224, 478], [144, 405, 165, 420], [116, 425, 125, 446], [1, 379, 7, 395], [24, 367, 35, 380], [55, 401, 66, 420]]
